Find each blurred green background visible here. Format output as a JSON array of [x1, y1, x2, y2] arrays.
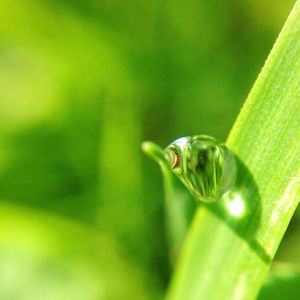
[[0, 0, 299, 299]]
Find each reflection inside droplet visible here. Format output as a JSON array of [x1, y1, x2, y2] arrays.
[[223, 191, 245, 217], [165, 149, 180, 169]]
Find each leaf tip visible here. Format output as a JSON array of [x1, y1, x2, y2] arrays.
[[141, 141, 168, 167]]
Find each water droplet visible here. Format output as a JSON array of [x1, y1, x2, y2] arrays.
[[164, 135, 236, 203]]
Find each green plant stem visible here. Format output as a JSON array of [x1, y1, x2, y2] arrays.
[[142, 142, 196, 265], [167, 1, 300, 299]]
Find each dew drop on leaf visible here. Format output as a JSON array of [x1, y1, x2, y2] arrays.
[[164, 135, 236, 203]]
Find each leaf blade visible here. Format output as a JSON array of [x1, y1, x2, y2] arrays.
[[167, 1, 300, 299]]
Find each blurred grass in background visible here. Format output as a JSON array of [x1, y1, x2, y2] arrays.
[[0, 0, 298, 299]]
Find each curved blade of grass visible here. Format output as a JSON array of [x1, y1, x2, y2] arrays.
[[167, 1, 300, 299], [142, 142, 197, 265]]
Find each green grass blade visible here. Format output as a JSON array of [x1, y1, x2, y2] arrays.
[[167, 1, 300, 299], [142, 142, 197, 265]]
